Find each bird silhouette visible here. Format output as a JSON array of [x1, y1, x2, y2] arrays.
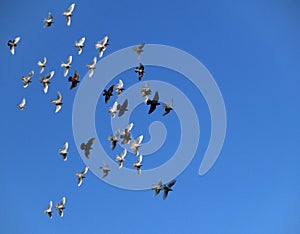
[[103, 85, 114, 103], [135, 63, 144, 81], [68, 70, 80, 90], [147, 91, 160, 114], [80, 137, 96, 159]]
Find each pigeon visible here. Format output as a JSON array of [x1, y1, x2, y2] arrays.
[[8, 36, 20, 55], [68, 70, 80, 90], [147, 91, 160, 114], [163, 98, 173, 116], [135, 63, 144, 81], [103, 85, 114, 103], [75, 167, 88, 187], [115, 79, 124, 96], [108, 130, 119, 150], [86, 57, 97, 78], [63, 3, 75, 26], [55, 197, 66, 217], [50, 91, 63, 113], [95, 36, 109, 58], [99, 164, 110, 178], [74, 37, 85, 55], [120, 123, 133, 144], [40, 71, 54, 94], [115, 149, 127, 168], [117, 99, 128, 117], [108, 101, 118, 118], [130, 135, 143, 155], [61, 55, 72, 77], [132, 43, 145, 60], [80, 137, 95, 159], [140, 82, 152, 103], [59, 142, 68, 161], [17, 98, 26, 110], [162, 179, 176, 200], [43, 12, 53, 28], [37, 57, 47, 73], [44, 201, 53, 219], [133, 155, 143, 175], [151, 180, 163, 197], [22, 71, 34, 88]]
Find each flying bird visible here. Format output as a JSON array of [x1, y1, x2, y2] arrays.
[[63, 3, 75, 26], [37, 57, 47, 73], [86, 57, 97, 78], [108, 130, 119, 150], [163, 98, 173, 116], [22, 71, 34, 88], [115, 79, 124, 96], [117, 99, 128, 117], [55, 197, 66, 217], [43, 12, 53, 28], [99, 164, 110, 178], [68, 70, 80, 90], [17, 98, 26, 110], [43, 201, 53, 219], [59, 142, 68, 161], [130, 135, 143, 155], [75, 167, 88, 187], [147, 91, 160, 114], [135, 63, 144, 81], [132, 43, 145, 60], [151, 180, 163, 197], [74, 37, 85, 55], [95, 36, 109, 58], [108, 101, 118, 118], [120, 123, 133, 144], [8, 36, 20, 55], [115, 149, 127, 168], [40, 71, 54, 94], [80, 137, 95, 159], [103, 85, 114, 103], [162, 179, 176, 200], [133, 155, 143, 175], [140, 82, 152, 103], [61, 55, 72, 77], [50, 91, 63, 113]]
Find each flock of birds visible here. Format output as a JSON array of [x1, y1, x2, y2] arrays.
[[11, 3, 177, 220]]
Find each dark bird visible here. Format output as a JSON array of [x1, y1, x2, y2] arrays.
[[117, 99, 128, 117], [108, 130, 119, 150], [8, 36, 20, 55], [68, 70, 80, 90], [163, 98, 174, 116], [55, 197, 66, 217], [43, 12, 53, 28], [103, 85, 114, 103], [135, 63, 144, 81], [162, 179, 176, 200], [80, 137, 95, 159], [43, 201, 53, 219], [147, 91, 160, 114]]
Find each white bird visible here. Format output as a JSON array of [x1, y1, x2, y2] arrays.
[[151, 180, 163, 197], [133, 155, 143, 175], [95, 36, 109, 58], [74, 37, 85, 55], [22, 71, 34, 88], [130, 135, 143, 155], [51, 91, 63, 113], [115, 149, 127, 168], [75, 167, 88, 187], [17, 98, 26, 110], [44, 201, 53, 219], [86, 57, 97, 78], [59, 142, 68, 161], [99, 164, 110, 178], [132, 43, 145, 60], [115, 79, 124, 96], [37, 57, 47, 73], [43, 12, 53, 28], [40, 71, 54, 94], [7, 36, 20, 55], [120, 123, 134, 144], [108, 101, 118, 118], [61, 56, 72, 77], [140, 82, 152, 103], [63, 3, 75, 26], [55, 197, 66, 217]]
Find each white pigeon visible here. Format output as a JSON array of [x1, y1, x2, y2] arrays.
[[99, 164, 110, 178], [55, 197, 66, 217], [61, 56, 72, 77], [132, 43, 145, 60], [120, 123, 134, 144], [59, 142, 68, 161], [115, 149, 127, 168], [22, 71, 34, 88], [44, 201, 53, 219], [108, 101, 118, 118], [17, 98, 26, 110], [133, 155, 143, 175], [51, 91, 63, 113], [95, 36, 109, 58], [8, 36, 21, 55], [37, 57, 47, 73], [40, 71, 54, 94], [130, 135, 143, 155], [63, 3, 75, 26], [86, 57, 97, 78], [43, 12, 53, 28], [75, 167, 88, 187], [74, 37, 85, 55], [140, 82, 152, 103], [115, 79, 124, 96]]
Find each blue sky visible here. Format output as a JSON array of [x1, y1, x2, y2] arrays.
[[1, 0, 300, 233]]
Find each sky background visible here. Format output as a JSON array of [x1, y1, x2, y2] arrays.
[[0, 0, 300, 233]]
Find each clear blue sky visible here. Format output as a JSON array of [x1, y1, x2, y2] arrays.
[[1, 0, 300, 233]]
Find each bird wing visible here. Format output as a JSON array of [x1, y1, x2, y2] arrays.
[[168, 179, 176, 188], [79, 37, 85, 45], [163, 190, 169, 200], [127, 123, 134, 131], [136, 135, 144, 145], [63, 142, 69, 151], [14, 36, 21, 44], [67, 55, 72, 65], [43, 83, 48, 94], [55, 104, 62, 113], [138, 155, 143, 164], [92, 57, 97, 66], [57, 91, 62, 101], [20, 98, 26, 106], [121, 148, 127, 158], [68, 3, 75, 13], [48, 201, 52, 209], [153, 91, 159, 102], [81, 167, 88, 175], [77, 177, 83, 187]]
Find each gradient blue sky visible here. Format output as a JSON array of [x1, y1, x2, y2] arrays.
[[1, 0, 300, 233]]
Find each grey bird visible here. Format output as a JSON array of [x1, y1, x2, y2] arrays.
[[44, 201, 53, 219], [115, 148, 127, 168], [117, 99, 128, 117], [120, 123, 133, 144], [95, 36, 109, 58], [162, 179, 176, 200], [58, 142, 68, 161], [151, 180, 163, 197], [75, 167, 88, 187], [55, 197, 66, 217], [132, 43, 145, 60], [50, 91, 62, 113], [130, 135, 143, 155], [163, 98, 174, 116], [40, 70, 54, 94], [80, 137, 95, 159], [108, 130, 119, 150], [146, 91, 160, 114], [37, 57, 47, 73], [134, 63, 144, 81], [140, 82, 152, 103], [43, 12, 53, 28], [63, 3, 75, 26], [133, 155, 143, 175], [17, 98, 26, 110], [8, 36, 20, 55], [99, 164, 110, 178], [86, 57, 97, 78], [22, 71, 34, 88]]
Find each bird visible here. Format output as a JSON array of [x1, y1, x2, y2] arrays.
[[99, 164, 110, 178], [108, 101, 118, 118], [17, 98, 26, 110], [135, 63, 144, 81], [43, 201, 53, 219], [132, 43, 145, 60], [147, 91, 160, 114], [74, 37, 85, 55], [95, 36, 109, 58], [80, 137, 95, 159], [68, 70, 80, 90], [22, 71, 34, 88], [140, 82, 152, 103], [86, 57, 97, 78], [40, 71, 54, 94], [43, 12, 53, 28], [55, 197, 66, 217], [59, 142, 68, 161], [63, 3, 75, 26], [117, 99, 128, 117], [162, 179, 176, 200], [37, 57, 47, 73], [120, 123, 134, 144], [133, 155, 143, 175], [130, 135, 143, 155], [151, 180, 163, 197], [50, 91, 63, 113], [115, 79, 124, 96], [103, 85, 114, 103], [115, 149, 127, 168], [61, 55, 72, 77], [75, 167, 88, 187], [7, 36, 20, 55], [163, 98, 174, 116], [108, 130, 119, 150]]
